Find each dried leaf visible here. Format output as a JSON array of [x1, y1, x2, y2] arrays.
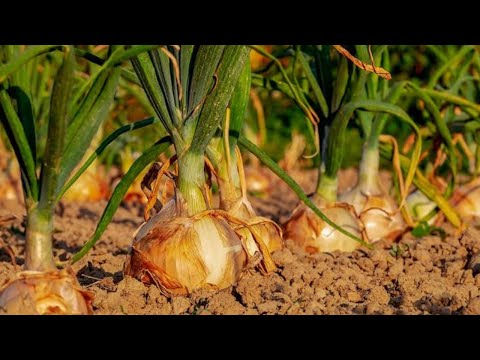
[[333, 45, 392, 80]]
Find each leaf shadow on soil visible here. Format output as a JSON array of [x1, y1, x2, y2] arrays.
[[77, 261, 123, 288]]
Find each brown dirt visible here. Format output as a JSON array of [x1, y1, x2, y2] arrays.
[[2, 167, 480, 315]]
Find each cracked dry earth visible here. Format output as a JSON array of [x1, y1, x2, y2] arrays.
[[2, 168, 480, 315]]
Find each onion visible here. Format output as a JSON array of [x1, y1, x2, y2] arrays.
[[218, 150, 283, 255], [340, 185, 405, 242], [283, 195, 362, 253], [0, 268, 93, 315], [406, 189, 438, 224], [339, 147, 405, 242], [453, 177, 480, 219], [124, 193, 273, 295], [63, 169, 109, 202], [227, 197, 283, 254]]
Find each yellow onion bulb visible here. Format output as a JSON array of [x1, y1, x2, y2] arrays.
[[283, 198, 362, 253], [63, 169, 109, 202], [124, 196, 256, 295], [228, 199, 283, 255], [340, 185, 405, 243], [0, 268, 93, 315], [453, 177, 480, 219], [406, 190, 438, 224]]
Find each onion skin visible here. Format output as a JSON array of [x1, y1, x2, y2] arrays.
[[406, 189, 438, 225], [0, 268, 93, 315], [123, 171, 175, 205], [226, 199, 283, 255], [217, 151, 283, 255], [453, 178, 480, 219], [283, 196, 362, 253], [340, 188, 406, 243], [124, 196, 257, 296], [338, 146, 406, 243], [63, 170, 109, 202]]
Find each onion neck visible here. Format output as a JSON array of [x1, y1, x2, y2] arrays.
[[357, 142, 381, 195], [217, 151, 242, 210], [316, 174, 338, 204], [177, 151, 208, 216], [24, 206, 56, 272]]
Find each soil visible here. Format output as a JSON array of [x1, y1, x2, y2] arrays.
[[2, 167, 480, 315]]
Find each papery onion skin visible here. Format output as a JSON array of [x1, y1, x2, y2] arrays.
[[284, 198, 362, 253], [217, 154, 283, 255], [124, 197, 249, 296], [227, 200, 283, 255], [340, 188, 406, 243], [0, 268, 93, 315], [453, 178, 480, 219], [339, 146, 406, 243], [63, 170, 109, 202]]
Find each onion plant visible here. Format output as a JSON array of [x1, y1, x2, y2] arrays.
[[207, 58, 283, 254], [0, 44, 151, 314], [337, 46, 419, 242], [252, 45, 425, 252], [114, 45, 282, 296]]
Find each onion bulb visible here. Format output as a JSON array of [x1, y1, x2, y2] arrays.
[[406, 189, 438, 224], [453, 177, 480, 219], [283, 194, 363, 253], [63, 129, 109, 202], [124, 193, 274, 295], [339, 148, 405, 242], [250, 46, 273, 71], [218, 150, 283, 254], [0, 268, 93, 315], [227, 197, 283, 254], [63, 167, 109, 202], [340, 186, 405, 242]]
